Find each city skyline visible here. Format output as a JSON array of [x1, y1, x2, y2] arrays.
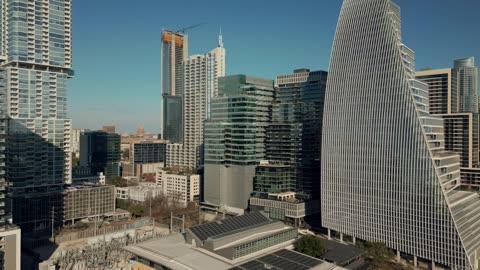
[[69, 0, 480, 133]]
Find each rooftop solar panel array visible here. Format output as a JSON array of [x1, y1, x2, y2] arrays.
[[230, 249, 323, 270], [190, 212, 271, 241]]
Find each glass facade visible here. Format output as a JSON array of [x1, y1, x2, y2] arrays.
[[1, 0, 73, 233], [161, 30, 187, 143], [322, 1, 480, 269], [162, 95, 183, 143], [79, 131, 120, 179], [203, 75, 274, 211], [455, 57, 478, 114]]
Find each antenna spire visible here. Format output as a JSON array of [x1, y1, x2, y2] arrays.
[[218, 27, 223, 48]]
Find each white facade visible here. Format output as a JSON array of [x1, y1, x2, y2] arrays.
[[0, 227, 21, 270], [322, 1, 480, 269], [156, 169, 199, 207], [115, 184, 163, 203], [71, 128, 85, 155], [166, 34, 226, 168]]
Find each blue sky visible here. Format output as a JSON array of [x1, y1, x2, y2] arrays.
[[69, 0, 480, 133]]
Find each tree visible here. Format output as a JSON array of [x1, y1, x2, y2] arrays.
[[364, 241, 395, 267], [107, 176, 128, 187], [116, 199, 129, 210], [294, 235, 325, 258], [127, 203, 144, 217]]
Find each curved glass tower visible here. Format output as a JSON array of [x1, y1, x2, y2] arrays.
[[321, 0, 480, 269]]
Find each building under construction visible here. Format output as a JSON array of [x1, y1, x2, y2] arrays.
[[63, 183, 116, 225]]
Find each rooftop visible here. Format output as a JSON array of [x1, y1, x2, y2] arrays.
[[319, 239, 365, 266], [230, 249, 341, 270], [125, 234, 344, 270], [188, 212, 271, 241]]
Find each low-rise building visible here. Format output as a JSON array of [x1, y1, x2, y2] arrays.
[[0, 226, 21, 270], [115, 183, 163, 203], [63, 183, 116, 224], [157, 168, 199, 207], [72, 172, 106, 185], [125, 212, 344, 270]]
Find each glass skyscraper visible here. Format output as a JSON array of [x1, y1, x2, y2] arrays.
[[455, 57, 478, 114], [203, 75, 274, 214], [250, 69, 327, 227], [322, 0, 480, 269], [1, 0, 73, 235]]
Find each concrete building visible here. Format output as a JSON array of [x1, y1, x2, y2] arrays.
[[101, 126, 116, 134], [0, 227, 21, 270], [71, 172, 106, 185], [125, 212, 343, 270], [131, 141, 166, 176], [115, 183, 162, 204], [63, 183, 115, 224], [2, 0, 73, 236], [322, 1, 480, 269], [166, 33, 226, 168], [79, 131, 121, 179], [157, 169, 200, 206], [161, 30, 188, 143], [71, 128, 85, 156]]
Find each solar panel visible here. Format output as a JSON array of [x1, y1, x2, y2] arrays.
[[190, 212, 270, 241], [230, 249, 323, 270]]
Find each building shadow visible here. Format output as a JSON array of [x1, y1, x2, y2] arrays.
[[4, 118, 66, 252]]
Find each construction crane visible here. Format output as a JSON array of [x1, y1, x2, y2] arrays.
[[177, 23, 205, 33]]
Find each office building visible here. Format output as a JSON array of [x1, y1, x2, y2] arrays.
[[161, 30, 188, 143], [1, 0, 73, 235], [166, 33, 226, 168], [79, 131, 121, 179], [63, 183, 115, 224], [0, 227, 21, 270], [322, 1, 480, 269], [131, 141, 166, 175], [203, 75, 274, 214], [156, 168, 200, 207], [417, 62, 480, 172], [416, 68, 458, 115], [250, 70, 327, 225], [125, 212, 343, 270], [455, 57, 478, 113]]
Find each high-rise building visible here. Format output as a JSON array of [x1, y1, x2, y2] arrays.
[[250, 69, 327, 226], [455, 57, 478, 114], [71, 128, 85, 156], [203, 75, 274, 214], [1, 0, 73, 235], [166, 33, 226, 168], [161, 30, 188, 143], [417, 68, 480, 168], [79, 131, 121, 179], [322, 1, 480, 269]]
